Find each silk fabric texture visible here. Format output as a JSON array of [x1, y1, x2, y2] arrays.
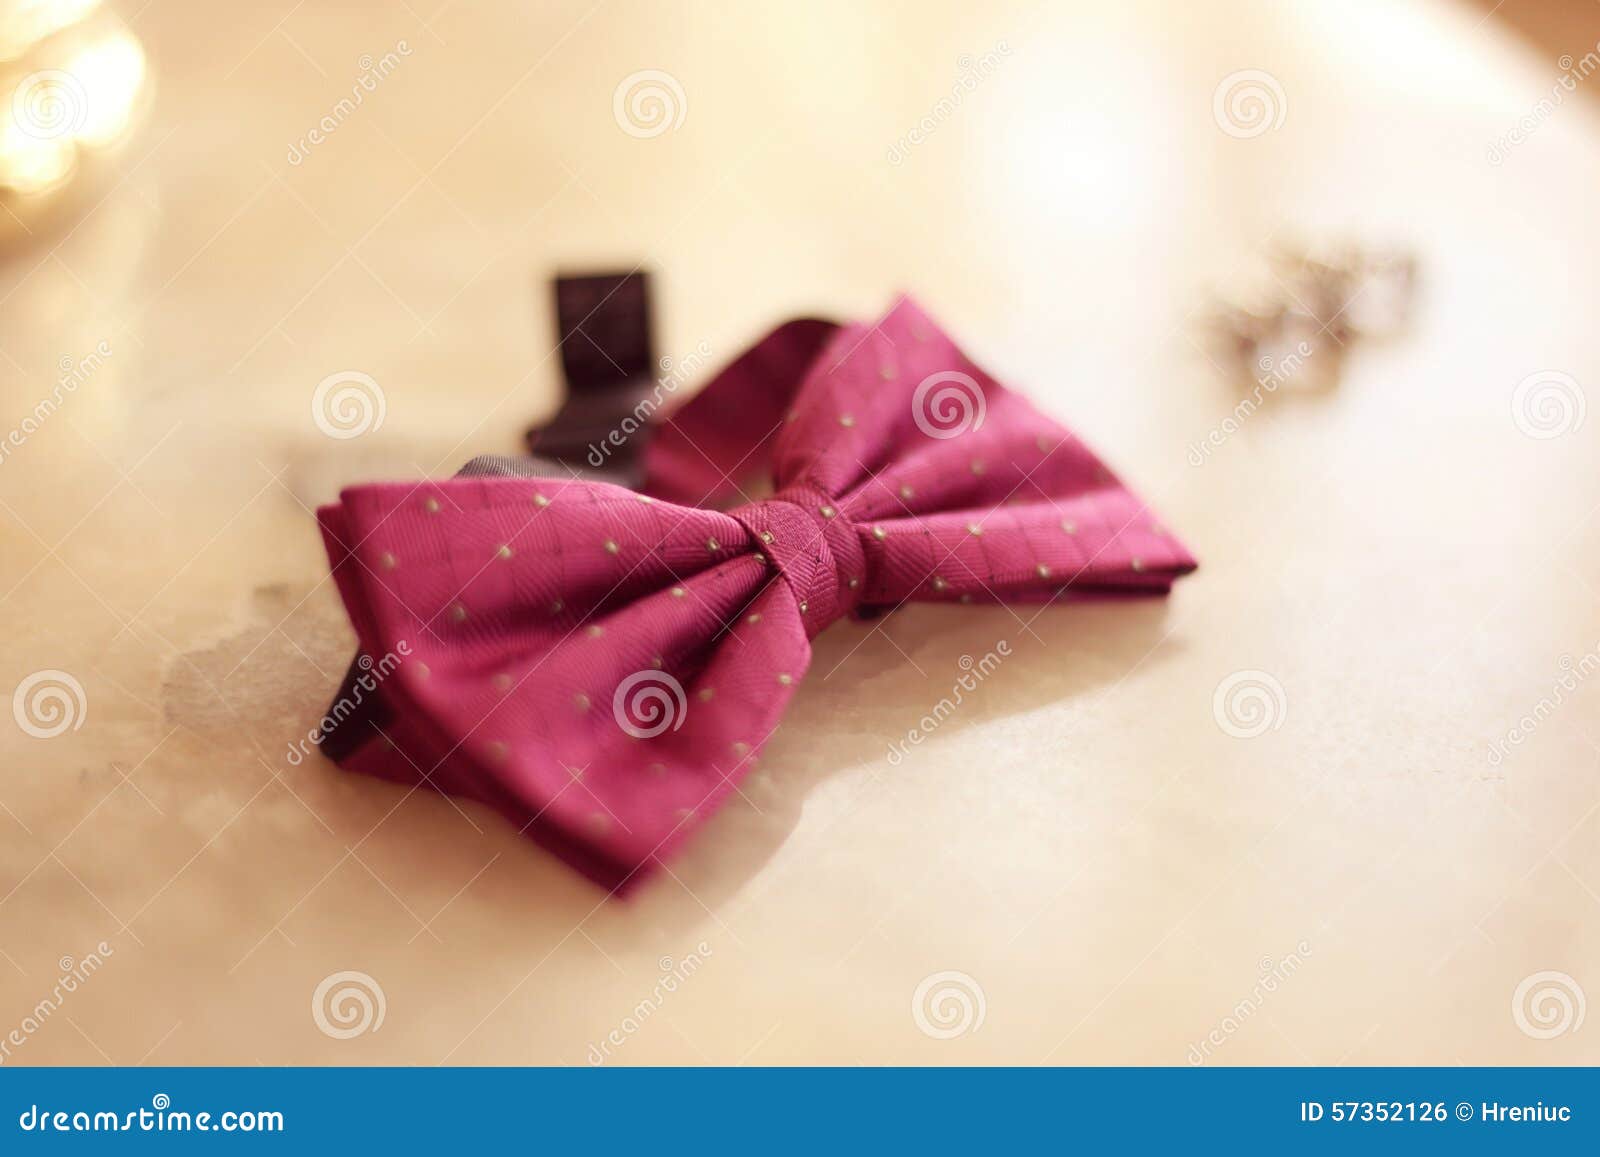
[[316, 297, 1197, 892]]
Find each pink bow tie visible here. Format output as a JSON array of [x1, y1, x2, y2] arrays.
[[315, 297, 1196, 892]]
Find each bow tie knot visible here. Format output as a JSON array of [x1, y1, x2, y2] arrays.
[[731, 484, 866, 635]]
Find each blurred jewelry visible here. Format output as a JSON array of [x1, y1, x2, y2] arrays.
[[1205, 240, 1418, 388]]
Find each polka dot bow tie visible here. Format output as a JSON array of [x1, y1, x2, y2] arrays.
[[315, 296, 1197, 893]]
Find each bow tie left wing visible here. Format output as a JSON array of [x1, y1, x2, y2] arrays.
[[317, 475, 810, 892]]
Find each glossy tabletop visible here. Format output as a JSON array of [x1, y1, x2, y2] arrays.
[[0, 0, 1596, 1064]]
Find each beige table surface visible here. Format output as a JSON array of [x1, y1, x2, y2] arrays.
[[1, 0, 1597, 1065]]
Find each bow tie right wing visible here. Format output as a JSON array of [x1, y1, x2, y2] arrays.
[[765, 297, 1198, 605]]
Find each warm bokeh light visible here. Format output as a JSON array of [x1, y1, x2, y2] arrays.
[[67, 28, 145, 144], [0, 0, 102, 62], [0, 1, 146, 199]]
